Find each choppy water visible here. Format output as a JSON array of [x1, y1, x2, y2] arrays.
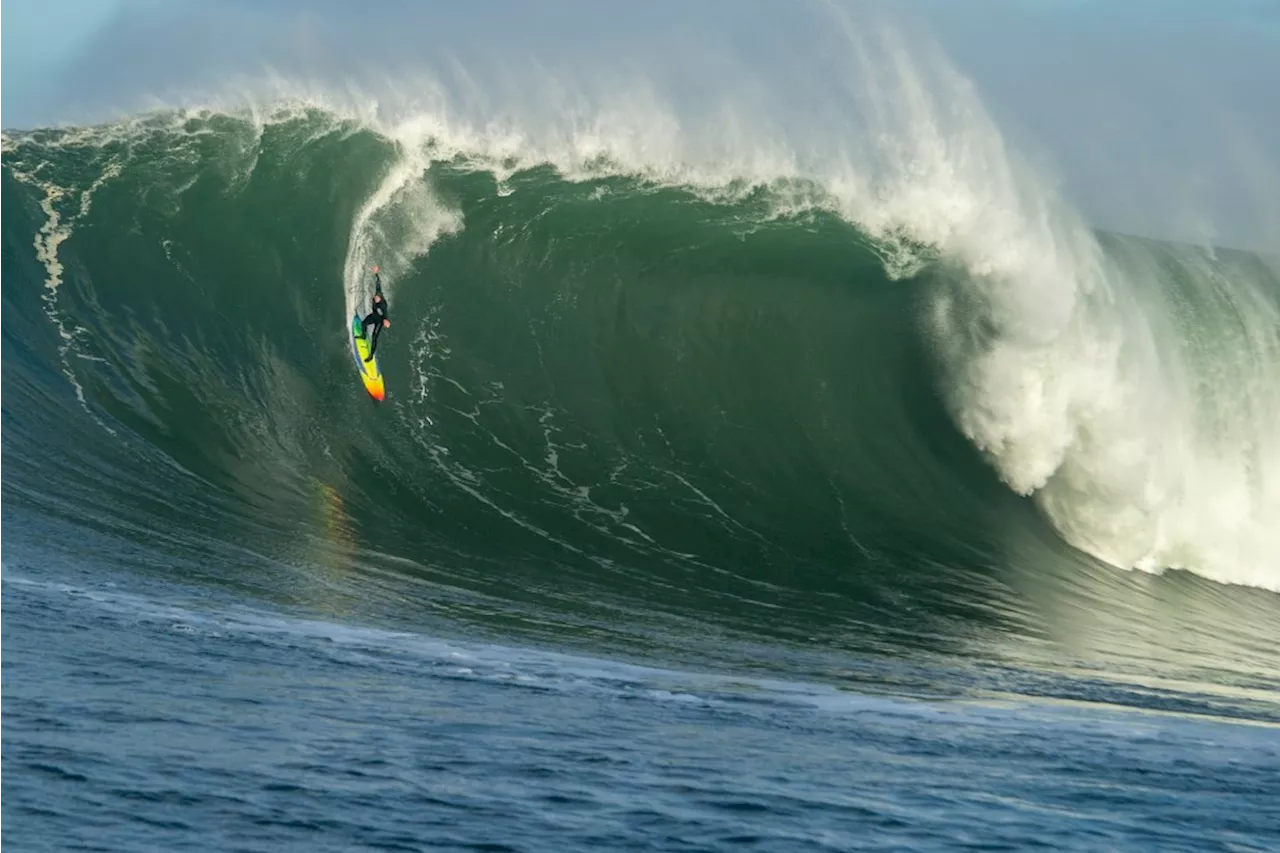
[[6, 559, 1279, 853]]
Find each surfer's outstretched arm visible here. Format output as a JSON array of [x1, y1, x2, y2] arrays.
[[372, 264, 383, 296]]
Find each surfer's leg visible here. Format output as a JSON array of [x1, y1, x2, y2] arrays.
[[364, 325, 380, 361]]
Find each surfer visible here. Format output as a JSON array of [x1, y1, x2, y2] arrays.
[[360, 265, 390, 362]]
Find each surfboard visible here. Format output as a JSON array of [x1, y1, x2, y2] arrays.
[[351, 314, 385, 401]]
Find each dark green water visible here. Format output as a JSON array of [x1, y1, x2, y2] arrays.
[[4, 107, 1280, 851]]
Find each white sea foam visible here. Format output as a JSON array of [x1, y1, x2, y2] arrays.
[[2, 135, 124, 432]]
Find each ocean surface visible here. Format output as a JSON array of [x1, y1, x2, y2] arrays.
[[4, 41, 1280, 852]]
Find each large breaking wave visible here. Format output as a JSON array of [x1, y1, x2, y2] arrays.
[[4, 14, 1278, 685]]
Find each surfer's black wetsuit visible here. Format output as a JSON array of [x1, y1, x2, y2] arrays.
[[360, 273, 389, 361]]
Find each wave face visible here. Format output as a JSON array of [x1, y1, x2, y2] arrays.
[[3, 87, 1279, 688]]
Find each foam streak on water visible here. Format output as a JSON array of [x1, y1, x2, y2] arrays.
[[2, 135, 123, 429]]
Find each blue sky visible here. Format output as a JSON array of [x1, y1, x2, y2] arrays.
[[3, 0, 124, 68], [3, 0, 1277, 249], [3, 0, 125, 113]]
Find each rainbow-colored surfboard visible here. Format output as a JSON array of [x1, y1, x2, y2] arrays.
[[351, 314, 385, 401]]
